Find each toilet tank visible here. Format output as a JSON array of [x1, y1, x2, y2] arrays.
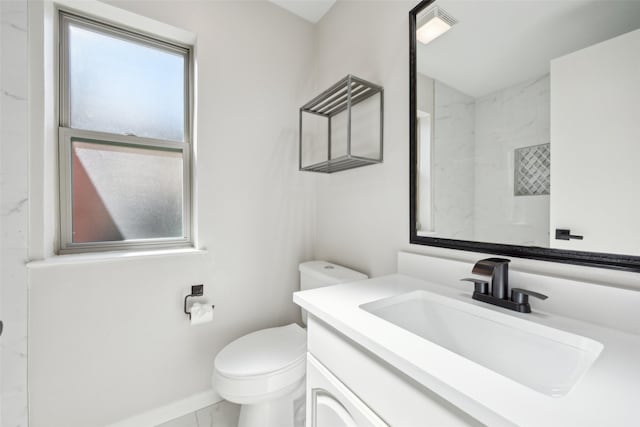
[[298, 261, 367, 325]]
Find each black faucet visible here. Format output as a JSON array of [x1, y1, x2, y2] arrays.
[[461, 258, 548, 313]]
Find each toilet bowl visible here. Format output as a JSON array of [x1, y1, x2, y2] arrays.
[[213, 261, 367, 427], [214, 324, 307, 427]]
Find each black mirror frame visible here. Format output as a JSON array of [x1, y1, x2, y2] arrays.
[[409, 0, 640, 272]]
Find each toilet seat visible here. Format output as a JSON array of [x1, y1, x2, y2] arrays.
[[214, 323, 307, 404]]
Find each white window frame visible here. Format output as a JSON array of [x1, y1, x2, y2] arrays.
[[58, 11, 193, 254]]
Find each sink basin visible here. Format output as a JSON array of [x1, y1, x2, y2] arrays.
[[360, 290, 603, 397]]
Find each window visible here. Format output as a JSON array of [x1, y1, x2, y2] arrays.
[[416, 111, 433, 235], [58, 12, 192, 253]]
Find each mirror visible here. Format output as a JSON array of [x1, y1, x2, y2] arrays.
[[410, 0, 640, 270]]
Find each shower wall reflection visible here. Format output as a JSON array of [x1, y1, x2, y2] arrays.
[[416, 72, 550, 246]]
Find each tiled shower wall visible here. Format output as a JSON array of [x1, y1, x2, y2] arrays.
[[433, 80, 476, 240], [0, 0, 30, 426], [474, 75, 550, 247]]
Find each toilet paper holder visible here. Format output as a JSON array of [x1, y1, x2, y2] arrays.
[[184, 284, 215, 319]]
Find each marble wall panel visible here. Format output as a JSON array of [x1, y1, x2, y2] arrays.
[[1, 1, 30, 426]]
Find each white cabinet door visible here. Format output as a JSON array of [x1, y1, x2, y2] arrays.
[[306, 354, 387, 427], [550, 29, 640, 254], [313, 392, 358, 427]]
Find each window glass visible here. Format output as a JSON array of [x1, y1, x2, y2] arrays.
[[71, 140, 184, 243], [68, 23, 186, 141]]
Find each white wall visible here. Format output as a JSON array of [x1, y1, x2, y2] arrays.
[[314, 0, 415, 277], [550, 29, 640, 255], [474, 75, 550, 246], [416, 72, 433, 115], [0, 1, 30, 426], [27, 1, 316, 426]]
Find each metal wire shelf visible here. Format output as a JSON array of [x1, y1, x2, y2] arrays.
[[302, 155, 381, 173], [299, 75, 383, 173]]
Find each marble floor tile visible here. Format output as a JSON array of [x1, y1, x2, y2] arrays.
[[156, 400, 240, 427]]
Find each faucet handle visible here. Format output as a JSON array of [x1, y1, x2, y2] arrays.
[[511, 288, 548, 304], [461, 278, 489, 295]]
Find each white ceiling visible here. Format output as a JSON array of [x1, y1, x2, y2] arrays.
[[417, 0, 640, 98], [269, 0, 337, 23]]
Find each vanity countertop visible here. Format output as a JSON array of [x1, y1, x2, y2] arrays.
[[294, 273, 640, 427]]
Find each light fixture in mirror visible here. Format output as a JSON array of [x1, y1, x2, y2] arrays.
[[416, 6, 457, 45], [409, 0, 640, 270]]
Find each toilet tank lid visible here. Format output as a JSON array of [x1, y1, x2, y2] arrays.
[[299, 261, 367, 283]]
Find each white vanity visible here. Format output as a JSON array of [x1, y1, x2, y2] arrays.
[[294, 253, 640, 426]]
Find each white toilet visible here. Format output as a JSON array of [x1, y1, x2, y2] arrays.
[[213, 261, 367, 427]]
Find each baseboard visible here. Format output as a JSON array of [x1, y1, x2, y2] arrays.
[[106, 389, 223, 427]]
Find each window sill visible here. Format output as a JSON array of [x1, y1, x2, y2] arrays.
[[26, 247, 208, 269]]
